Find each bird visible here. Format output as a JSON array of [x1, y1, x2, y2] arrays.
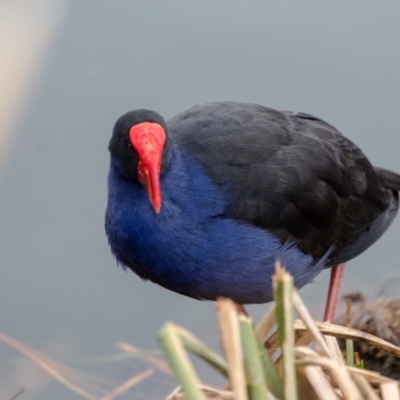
[[105, 102, 400, 321]]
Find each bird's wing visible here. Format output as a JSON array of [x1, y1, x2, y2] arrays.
[[333, 166, 399, 264], [168, 102, 398, 263]]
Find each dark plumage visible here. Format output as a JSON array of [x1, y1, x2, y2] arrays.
[[105, 102, 400, 304]]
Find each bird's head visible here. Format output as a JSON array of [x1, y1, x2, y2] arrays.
[[109, 110, 172, 213]]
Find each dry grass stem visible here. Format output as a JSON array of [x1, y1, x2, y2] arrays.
[[380, 382, 400, 400], [217, 298, 248, 400], [292, 291, 331, 357], [293, 320, 400, 358], [100, 368, 154, 400], [302, 365, 338, 400], [256, 304, 276, 341], [115, 341, 173, 376]]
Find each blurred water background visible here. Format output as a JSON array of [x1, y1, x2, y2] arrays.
[[0, 1, 399, 398]]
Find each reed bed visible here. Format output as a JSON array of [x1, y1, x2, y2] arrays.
[[159, 263, 400, 400]]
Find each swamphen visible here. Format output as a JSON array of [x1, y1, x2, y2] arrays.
[[105, 102, 400, 319]]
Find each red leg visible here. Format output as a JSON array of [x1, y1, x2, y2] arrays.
[[323, 263, 346, 322], [235, 303, 249, 316]]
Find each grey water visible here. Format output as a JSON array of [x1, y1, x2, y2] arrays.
[[1, 1, 399, 398]]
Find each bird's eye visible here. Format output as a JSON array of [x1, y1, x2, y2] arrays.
[[128, 142, 134, 151]]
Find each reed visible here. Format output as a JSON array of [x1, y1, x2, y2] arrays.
[[159, 263, 400, 400]]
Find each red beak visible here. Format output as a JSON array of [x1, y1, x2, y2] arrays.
[[129, 122, 166, 214], [137, 160, 162, 213]]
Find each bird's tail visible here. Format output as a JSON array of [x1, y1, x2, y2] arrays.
[[375, 167, 400, 191]]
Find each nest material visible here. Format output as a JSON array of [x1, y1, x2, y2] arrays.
[[336, 293, 400, 379]]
